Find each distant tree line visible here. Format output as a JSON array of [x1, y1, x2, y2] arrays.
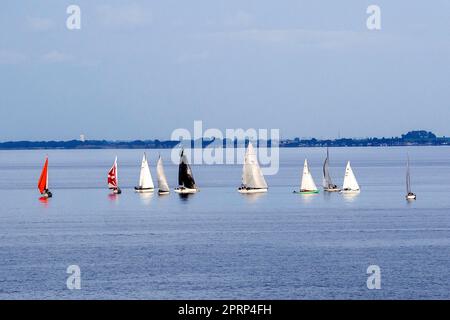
[[0, 131, 448, 150]]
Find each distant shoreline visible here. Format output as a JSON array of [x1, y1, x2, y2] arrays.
[[0, 130, 448, 150]]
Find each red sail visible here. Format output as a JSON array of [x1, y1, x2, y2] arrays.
[[108, 159, 118, 189], [38, 157, 48, 194]]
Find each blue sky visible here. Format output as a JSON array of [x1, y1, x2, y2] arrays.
[[0, 0, 449, 141]]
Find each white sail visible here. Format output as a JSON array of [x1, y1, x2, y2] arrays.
[[156, 155, 170, 192], [300, 159, 318, 191], [242, 142, 268, 189], [138, 153, 154, 189], [342, 161, 360, 191]]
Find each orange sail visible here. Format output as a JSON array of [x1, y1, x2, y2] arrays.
[[38, 157, 49, 194]]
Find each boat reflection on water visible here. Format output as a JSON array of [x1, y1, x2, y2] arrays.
[[108, 193, 119, 202], [342, 192, 359, 203], [242, 192, 266, 203], [139, 192, 154, 205], [178, 193, 195, 201], [39, 197, 49, 207], [300, 193, 317, 204]]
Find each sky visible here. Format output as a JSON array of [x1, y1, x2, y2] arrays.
[[0, 0, 449, 141]]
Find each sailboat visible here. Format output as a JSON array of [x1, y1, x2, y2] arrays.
[[38, 156, 52, 198], [323, 148, 340, 192], [108, 156, 121, 194], [341, 161, 360, 193], [294, 159, 319, 194], [406, 155, 416, 200], [134, 153, 154, 193], [174, 149, 198, 194], [238, 142, 268, 194], [156, 155, 170, 195]]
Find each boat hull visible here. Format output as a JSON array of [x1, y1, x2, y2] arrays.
[[174, 187, 198, 194], [110, 188, 121, 194], [340, 189, 360, 194], [324, 188, 341, 192], [134, 187, 154, 193], [158, 190, 170, 195], [406, 194, 417, 200], [238, 188, 268, 194], [41, 191, 52, 198], [295, 190, 319, 194]]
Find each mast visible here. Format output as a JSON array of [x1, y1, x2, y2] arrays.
[[406, 154, 412, 194]]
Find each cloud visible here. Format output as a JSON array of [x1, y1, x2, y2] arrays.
[[27, 17, 55, 31], [41, 51, 73, 63], [0, 50, 27, 64], [96, 3, 152, 29]]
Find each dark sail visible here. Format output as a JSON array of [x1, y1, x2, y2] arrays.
[[178, 150, 196, 189]]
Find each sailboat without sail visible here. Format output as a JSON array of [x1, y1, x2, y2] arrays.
[[406, 155, 416, 200]]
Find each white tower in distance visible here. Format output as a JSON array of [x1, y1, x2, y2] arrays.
[[80, 134, 86, 142]]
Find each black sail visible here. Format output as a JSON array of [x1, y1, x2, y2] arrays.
[[178, 151, 197, 189]]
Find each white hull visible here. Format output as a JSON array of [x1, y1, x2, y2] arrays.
[[134, 187, 154, 193], [238, 188, 268, 194], [174, 187, 198, 194], [340, 189, 360, 194], [406, 194, 416, 200], [158, 190, 170, 195], [324, 188, 341, 192]]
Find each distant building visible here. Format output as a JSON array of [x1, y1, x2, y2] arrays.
[[80, 134, 86, 142]]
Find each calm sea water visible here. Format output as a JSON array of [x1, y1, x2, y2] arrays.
[[0, 147, 449, 299]]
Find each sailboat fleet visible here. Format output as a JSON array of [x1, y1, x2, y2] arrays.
[[36, 147, 417, 201]]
